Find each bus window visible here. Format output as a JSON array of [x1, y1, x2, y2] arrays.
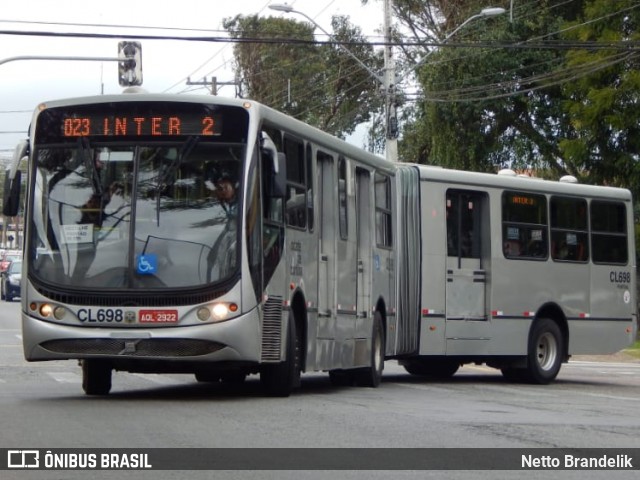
[[502, 191, 548, 260], [446, 190, 483, 259], [338, 157, 348, 240], [375, 172, 392, 247], [284, 136, 306, 229], [591, 201, 628, 264], [306, 144, 314, 232], [550, 197, 588, 262]]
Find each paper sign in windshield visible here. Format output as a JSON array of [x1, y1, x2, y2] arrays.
[[61, 224, 94, 243]]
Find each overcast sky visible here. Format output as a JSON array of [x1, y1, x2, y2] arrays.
[[0, 0, 382, 153]]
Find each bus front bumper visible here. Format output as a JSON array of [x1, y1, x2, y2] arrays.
[[21, 308, 265, 367]]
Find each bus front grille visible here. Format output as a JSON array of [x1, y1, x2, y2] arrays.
[[40, 338, 224, 357], [261, 296, 282, 362]]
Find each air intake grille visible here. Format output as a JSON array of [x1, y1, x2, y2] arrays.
[[40, 338, 224, 357], [261, 296, 283, 362], [34, 278, 236, 307]]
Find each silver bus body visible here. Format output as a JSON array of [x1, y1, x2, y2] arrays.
[[10, 93, 637, 395]]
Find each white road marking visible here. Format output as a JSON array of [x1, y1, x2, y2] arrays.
[[131, 373, 187, 385], [48, 372, 81, 383]]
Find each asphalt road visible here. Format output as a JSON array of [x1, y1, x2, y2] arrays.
[[1, 301, 639, 480]]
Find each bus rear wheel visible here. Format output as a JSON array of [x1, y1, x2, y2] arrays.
[[261, 313, 301, 397], [328, 370, 355, 387], [523, 318, 564, 384], [403, 358, 460, 379], [81, 359, 112, 395], [354, 312, 385, 387]]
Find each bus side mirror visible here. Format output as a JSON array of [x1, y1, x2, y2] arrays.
[[272, 152, 287, 198], [263, 149, 286, 198], [3, 169, 22, 217]]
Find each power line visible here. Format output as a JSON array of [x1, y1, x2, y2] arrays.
[[1, 28, 638, 50]]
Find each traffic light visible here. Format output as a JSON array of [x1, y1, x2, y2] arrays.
[[118, 41, 143, 86]]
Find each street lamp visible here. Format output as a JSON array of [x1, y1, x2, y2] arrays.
[[268, 3, 401, 160], [268, 3, 383, 84], [268, 4, 506, 162], [413, 7, 506, 71]]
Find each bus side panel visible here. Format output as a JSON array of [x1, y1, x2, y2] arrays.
[[576, 200, 636, 354], [579, 263, 636, 354], [417, 180, 447, 355]]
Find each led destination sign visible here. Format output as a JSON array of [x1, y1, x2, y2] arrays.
[[35, 101, 249, 143], [62, 114, 222, 138]]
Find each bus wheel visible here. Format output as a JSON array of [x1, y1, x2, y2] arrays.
[[261, 313, 301, 397], [403, 359, 459, 379], [328, 370, 355, 387], [430, 360, 459, 379], [524, 318, 563, 384], [221, 372, 247, 385], [355, 312, 385, 387], [195, 371, 220, 383], [81, 359, 112, 395], [500, 367, 527, 383]]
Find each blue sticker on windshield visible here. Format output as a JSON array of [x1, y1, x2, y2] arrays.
[[137, 254, 157, 275]]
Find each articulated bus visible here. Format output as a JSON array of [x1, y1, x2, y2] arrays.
[[3, 93, 637, 396]]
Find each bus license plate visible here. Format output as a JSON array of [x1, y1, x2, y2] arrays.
[[139, 309, 178, 323]]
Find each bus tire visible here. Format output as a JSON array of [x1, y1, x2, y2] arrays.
[[221, 372, 247, 385], [355, 312, 385, 387], [403, 358, 459, 379], [81, 359, 112, 395], [195, 371, 220, 383], [500, 367, 527, 383], [261, 313, 301, 397], [524, 318, 563, 384], [328, 370, 355, 387]]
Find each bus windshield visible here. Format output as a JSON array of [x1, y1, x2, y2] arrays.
[[30, 138, 245, 290]]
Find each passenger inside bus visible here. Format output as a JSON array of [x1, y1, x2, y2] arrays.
[[214, 176, 238, 218], [206, 175, 239, 281]]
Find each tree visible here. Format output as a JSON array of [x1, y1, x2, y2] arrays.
[[394, 0, 584, 173], [559, 0, 640, 197], [223, 14, 384, 139], [385, 0, 640, 200]]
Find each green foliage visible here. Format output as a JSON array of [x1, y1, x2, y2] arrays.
[[398, 0, 581, 174], [395, 0, 640, 203], [225, 2, 640, 209], [559, 0, 640, 198], [223, 14, 383, 139]]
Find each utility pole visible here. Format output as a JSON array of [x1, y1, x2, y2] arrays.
[[186, 77, 239, 96], [270, 3, 398, 161], [383, 0, 398, 162]]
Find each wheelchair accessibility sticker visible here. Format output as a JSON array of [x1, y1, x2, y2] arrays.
[[137, 254, 158, 275]]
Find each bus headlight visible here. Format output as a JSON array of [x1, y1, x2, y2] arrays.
[[211, 303, 230, 320], [39, 303, 54, 318], [196, 307, 211, 321], [31, 303, 67, 320], [197, 302, 239, 322]]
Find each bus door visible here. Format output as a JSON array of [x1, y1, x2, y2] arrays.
[[316, 152, 337, 368], [335, 157, 358, 367], [354, 168, 372, 366], [445, 190, 490, 353]]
